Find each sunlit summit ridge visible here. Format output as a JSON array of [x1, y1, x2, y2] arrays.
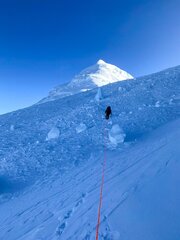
[[39, 60, 133, 103]]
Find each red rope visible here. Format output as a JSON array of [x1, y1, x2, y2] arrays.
[[95, 127, 106, 239]]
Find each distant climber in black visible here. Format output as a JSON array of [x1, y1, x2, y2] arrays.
[[105, 106, 112, 119]]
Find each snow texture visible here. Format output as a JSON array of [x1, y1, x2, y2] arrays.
[[0, 63, 180, 240]]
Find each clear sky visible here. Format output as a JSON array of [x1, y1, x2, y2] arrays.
[[0, 0, 180, 114]]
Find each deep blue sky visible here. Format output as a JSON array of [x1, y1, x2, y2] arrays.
[[0, 0, 180, 114]]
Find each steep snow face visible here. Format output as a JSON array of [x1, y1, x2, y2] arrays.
[[0, 64, 179, 184], [0, 65, 180, 239], [39, 60, 133, 103]]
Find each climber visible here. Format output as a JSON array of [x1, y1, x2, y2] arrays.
[[105, 106, 112, 119]]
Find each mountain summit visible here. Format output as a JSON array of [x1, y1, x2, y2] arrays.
[[39, 60, 133, 103]]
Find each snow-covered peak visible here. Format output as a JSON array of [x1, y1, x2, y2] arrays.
[[39, 60, 133, 104], [70, 59, 133, 87], [97, 59, 106, 65]]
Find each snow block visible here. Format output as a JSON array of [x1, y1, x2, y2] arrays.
[[46, 127, 60, 140], [108, 124, 126, 146], [10, 125, 14, 131], [76, 123, 87, 133], [95, 88, 102, 102]]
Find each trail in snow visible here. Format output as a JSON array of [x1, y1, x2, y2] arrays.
[[0, 119, 179, 240], [0, 64, 179, 239]]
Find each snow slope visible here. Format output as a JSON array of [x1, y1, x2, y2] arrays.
[[0, 65, 180, 239], [39, 60, 133, 103], [0, 119, 179, 240]]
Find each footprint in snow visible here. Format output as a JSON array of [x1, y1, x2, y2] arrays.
[[56, 193, 86, 237]]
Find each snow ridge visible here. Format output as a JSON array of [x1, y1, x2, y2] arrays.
[[39, 60, 133, 103]]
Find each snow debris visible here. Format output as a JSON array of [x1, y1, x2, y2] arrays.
[[155, 101, 160, 107], [76, 123, 87, 133], [10, 125, 14, 131], [95, 88, 102, 102], [46, 127, 60, 140], [80, 89, 90, 92], [108, 124, 126, 146], [118, 86, 124, 91], [169, 98, 173, 105]]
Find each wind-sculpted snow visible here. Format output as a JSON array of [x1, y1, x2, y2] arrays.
[[0, 65, 179, 191]]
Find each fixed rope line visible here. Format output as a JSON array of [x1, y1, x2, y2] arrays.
[[95, 124, 107, 240]]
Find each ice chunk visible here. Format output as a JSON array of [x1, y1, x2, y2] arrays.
[[10, 125, 14, 131], [95, 88, 102, 102], [46, 127, 60, 140], [155, 101, 160, 107], [76, 123, 87, 133], [108, 124, 126, 146]]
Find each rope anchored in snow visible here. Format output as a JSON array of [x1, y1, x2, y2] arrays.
[[95, 126, 107, 240]]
